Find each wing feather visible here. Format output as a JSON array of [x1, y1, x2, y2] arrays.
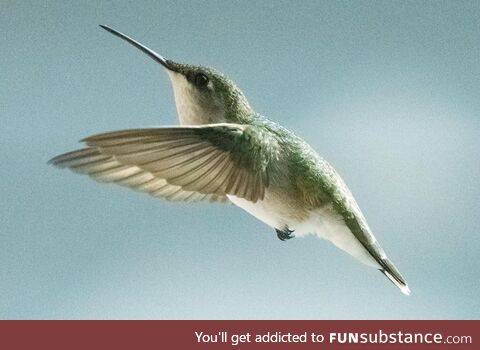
[[50, 123, 279, 204]]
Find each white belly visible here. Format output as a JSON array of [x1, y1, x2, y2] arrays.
[[227, 195, 283, 229], [228, 195, 380, 268]]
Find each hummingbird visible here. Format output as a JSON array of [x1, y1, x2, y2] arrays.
[[50, 25, 410, 295]]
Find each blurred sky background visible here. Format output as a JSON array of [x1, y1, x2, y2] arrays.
[[1, 0, 479, 319]]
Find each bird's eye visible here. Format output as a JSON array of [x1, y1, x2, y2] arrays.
[[194, 73, 209, 88]]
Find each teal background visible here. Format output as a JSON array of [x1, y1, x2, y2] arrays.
[[1, 1, 479, 319]]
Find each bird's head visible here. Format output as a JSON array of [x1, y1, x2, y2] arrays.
[[100, 25, 253, 125]]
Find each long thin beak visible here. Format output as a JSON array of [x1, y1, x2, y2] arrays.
[[99, 24, 176, 71]]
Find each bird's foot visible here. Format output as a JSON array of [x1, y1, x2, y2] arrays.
[[276, 227, 295, 241]]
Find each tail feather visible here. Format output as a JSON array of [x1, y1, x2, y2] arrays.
[[378, 258, 410, 296]]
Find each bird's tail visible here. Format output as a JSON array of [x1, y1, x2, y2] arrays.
[[378, 258, 410, 296]]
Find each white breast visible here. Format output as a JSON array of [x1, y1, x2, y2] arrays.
[[228, 194, 380, 268], [227, 195, 284, 229]]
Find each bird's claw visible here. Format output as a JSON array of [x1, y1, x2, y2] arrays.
[[276, 227, 295, 241]]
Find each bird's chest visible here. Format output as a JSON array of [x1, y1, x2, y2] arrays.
[[175, 97, 211, 125], [227, 187, 309, 230], [228, 195, 279, 228]]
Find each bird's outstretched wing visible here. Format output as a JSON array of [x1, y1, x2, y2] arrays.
[[50, 123, 277, 203]]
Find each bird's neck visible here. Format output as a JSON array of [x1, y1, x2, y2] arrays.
[[223, 89, 256, 124]]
